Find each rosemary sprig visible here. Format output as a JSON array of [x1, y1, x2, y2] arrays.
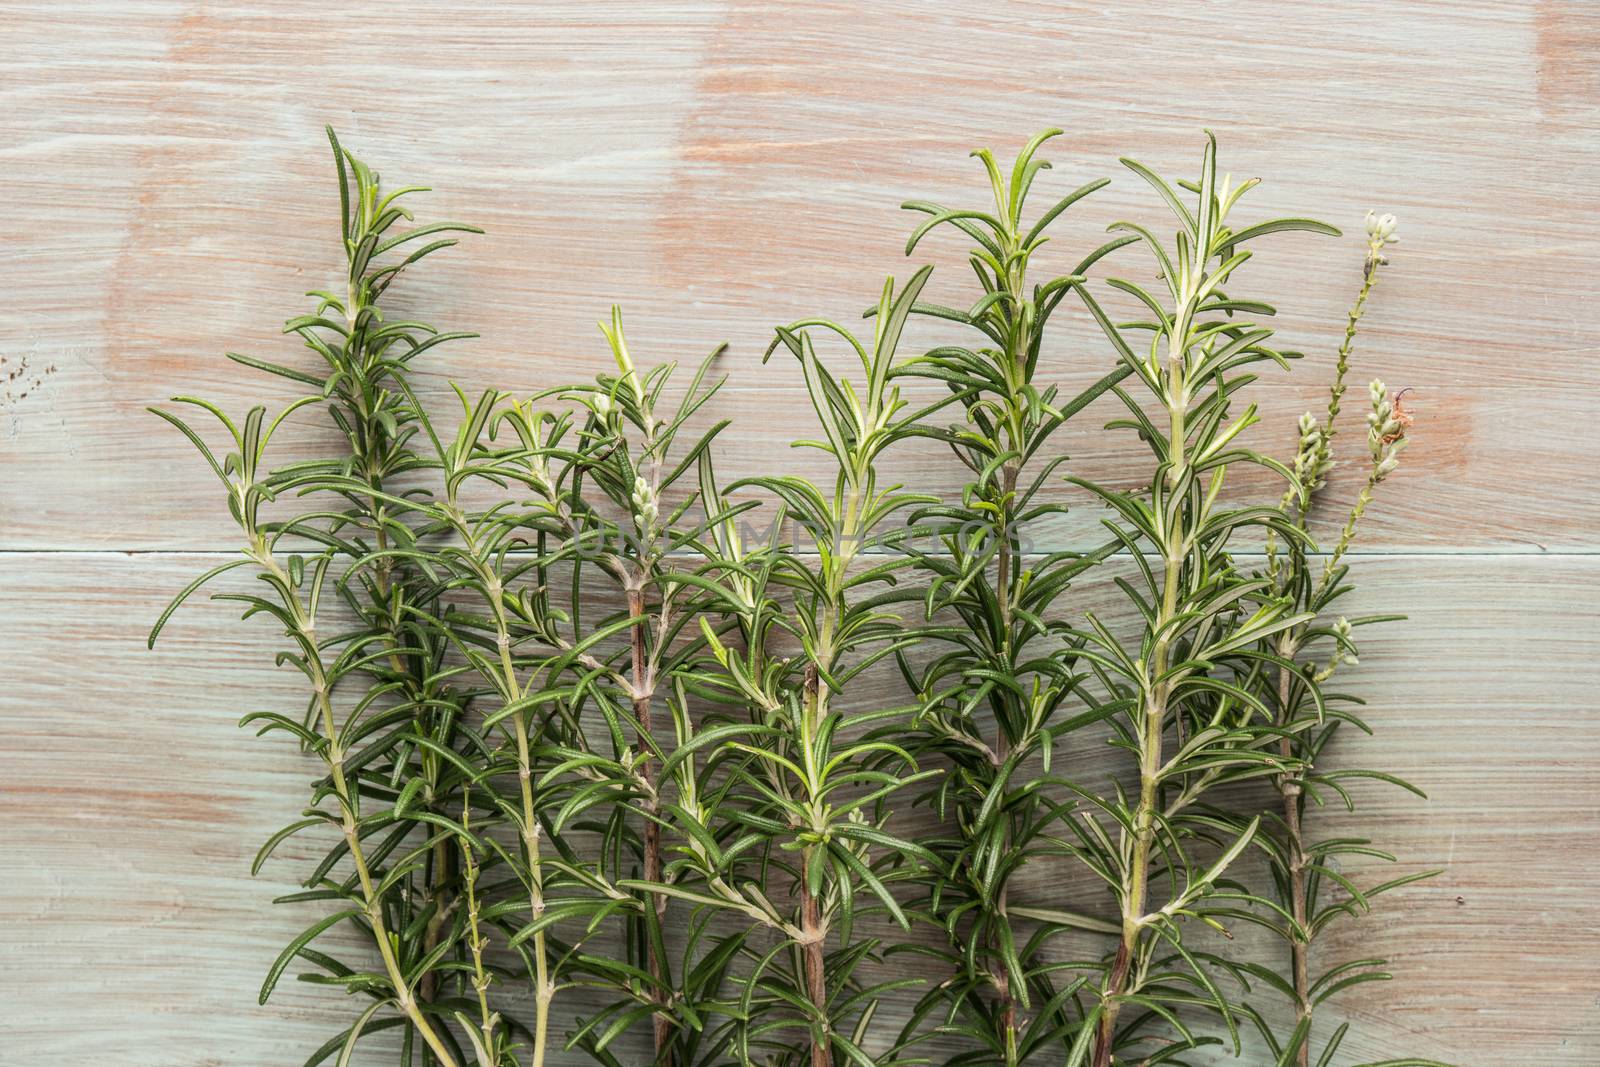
[[674, 269, 951, 1067], [1242, 215, 1448, 1067], [889, 130, 1132, 1065], [1063, 134, 1342, 1067], [150, 127, 482, 1067]]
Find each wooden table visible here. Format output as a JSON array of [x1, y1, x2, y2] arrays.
[[3, 3, 1596, 1063]]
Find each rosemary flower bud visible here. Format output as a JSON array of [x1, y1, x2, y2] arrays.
[[593, 393, 613, 419], [1292, 410, 1333, 494], [1364, 210, 1399, 244], [1367, 380, 1394, 438], [631, 475, 659, 536], [1364, 211, 1398, 275], [1333, 615, 1355, 653], [1315, 616, 1359, 681], [1366, 379, 1408, 482]]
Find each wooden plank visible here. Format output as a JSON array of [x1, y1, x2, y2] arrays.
[[3, 4, 1596, 1066], [2, 551, 1593, 1064], [1, 2, 1596, 551]]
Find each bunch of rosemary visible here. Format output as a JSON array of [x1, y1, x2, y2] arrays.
[[150, 128, 1442, 1067]]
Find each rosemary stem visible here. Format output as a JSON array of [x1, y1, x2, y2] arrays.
[[994, 448, 1021, 1066], [349, 290, 458, 1017], [450, 498, 554, 1067], [802, 503, 846, 1067], [502, 636, 551, 1067], [801, 654, 832, 1067], [461, 791, 497, 1054], [1094, 295, 1192, 1067], [316, 684, 460, 1067], [802, 872, 831, 1067], [1276, 648, 1312, 1067], [989, 213, 1028, 1060], [629, 585, 673, 1063], [1326, 258, 1381, 441], [258, 544, 460, 1067]]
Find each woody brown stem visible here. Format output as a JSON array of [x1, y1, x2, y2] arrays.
[[417, 834, 456, 1004], [802, 879, 831, 1067], [1091, 939, 1132, 1067]]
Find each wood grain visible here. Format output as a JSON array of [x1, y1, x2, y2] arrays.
[[2, 2, 1597, 1065], [2, 553, 1595, 1065], [1, 1, 1596, 551]]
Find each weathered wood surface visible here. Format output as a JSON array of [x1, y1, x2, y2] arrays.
[[2, 2, 1597, 1066], [2, 1, 1598, 551], [3, 553, 1596, 1065]]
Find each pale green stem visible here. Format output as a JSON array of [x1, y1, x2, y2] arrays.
[[443, 502, 552, 1067], [498, 618, 551, 1067], [258, 551, 461, 1067], [1093, 282, 1195, 1067]]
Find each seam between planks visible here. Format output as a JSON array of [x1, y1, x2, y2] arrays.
[[0, 549, 1594, 559]]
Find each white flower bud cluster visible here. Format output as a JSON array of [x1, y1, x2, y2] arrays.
[[1314, 616, 1358, 682], [631, 475, 659, 538], [1366, 379, 1408, 482], [593, 392, 613, 420], [1364, 210, 1399, 273], [1291, 410, 1333, 497], [1364, 210, 1399, 244], [1332, 616, 1355, 662]]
